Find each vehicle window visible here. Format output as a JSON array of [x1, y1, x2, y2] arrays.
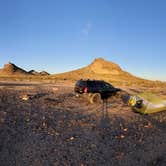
[[96, 82, 104, 89], [94, 82, 99, 88], [95, 82, 99, 88], [89, 81, 95, 87], [104, 83, 113, 88], [76, 81, 86, 87], [75, 81, 81, 86]]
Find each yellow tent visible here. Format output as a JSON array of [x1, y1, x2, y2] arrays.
[[127, 92, 166, 114]]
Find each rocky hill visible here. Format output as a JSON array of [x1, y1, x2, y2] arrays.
[[28, 70, 39, 75], [0, 62, 49, 76], [39, 71, 50, 76], [28, 70, 50, 76], [0, 62, 29, 75], [52, 58, 142, 83]]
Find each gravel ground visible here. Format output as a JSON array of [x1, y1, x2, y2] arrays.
[[0, 84, 166, 166]]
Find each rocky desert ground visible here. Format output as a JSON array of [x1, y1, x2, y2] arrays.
[[0, 81, 166, 166]]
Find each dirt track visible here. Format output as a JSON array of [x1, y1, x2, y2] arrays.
[[0, 83, 166, 166]]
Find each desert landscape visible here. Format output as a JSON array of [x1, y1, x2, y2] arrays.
[[0, 58, 166, 166]]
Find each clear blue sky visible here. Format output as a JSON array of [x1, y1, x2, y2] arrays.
[[0, 0, 166, 80]]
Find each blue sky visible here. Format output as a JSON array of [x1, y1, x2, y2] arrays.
[[0, 0, 166, 81]]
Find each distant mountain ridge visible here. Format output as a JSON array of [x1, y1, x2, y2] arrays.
[[0, 59, 144, 82], [0, 62, 50, 76], [0, 58, 161, 85]]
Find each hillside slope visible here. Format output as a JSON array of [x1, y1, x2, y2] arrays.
[[52, 58, 143, 83]]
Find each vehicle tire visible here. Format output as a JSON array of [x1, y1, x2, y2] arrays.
[[89, 93, 102, 104]]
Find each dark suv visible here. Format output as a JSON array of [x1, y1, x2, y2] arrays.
[[74, 79, 121, 103]]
